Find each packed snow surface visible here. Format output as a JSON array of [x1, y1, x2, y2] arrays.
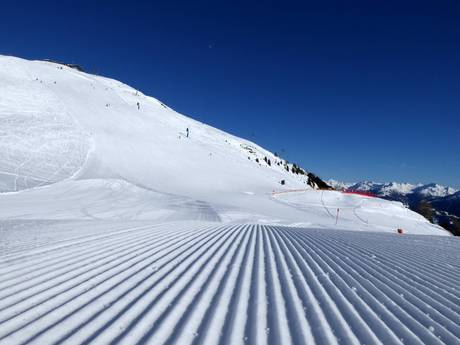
[[0, 222, 459, 345]]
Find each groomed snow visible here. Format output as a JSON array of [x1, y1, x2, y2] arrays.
[[0, 222, 459, 345]]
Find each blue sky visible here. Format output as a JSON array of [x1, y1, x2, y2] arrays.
[[1, 1, 459, 187]]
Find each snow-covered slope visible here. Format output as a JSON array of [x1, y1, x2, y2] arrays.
[[327, 180, 460, 234], [0, 55, 309, 196], [0, 55, 449, 236]]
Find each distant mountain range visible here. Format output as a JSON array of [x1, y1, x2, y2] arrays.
[[327, 180, 460, 235], [328, 180, 457, 199]]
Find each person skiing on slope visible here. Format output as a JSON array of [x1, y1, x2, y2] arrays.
[[136, 102, 140, 110], [186, 127, 190, 138]]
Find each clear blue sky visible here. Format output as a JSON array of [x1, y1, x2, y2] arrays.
[[1, 1, 459, 187]]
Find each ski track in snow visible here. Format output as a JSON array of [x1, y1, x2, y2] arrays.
[[0, 223, 459, 345]]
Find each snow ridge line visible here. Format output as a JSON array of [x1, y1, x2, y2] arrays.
[[0, 224, 459, 345]]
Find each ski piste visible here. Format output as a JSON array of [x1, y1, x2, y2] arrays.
[[0, 55, 458, 345]]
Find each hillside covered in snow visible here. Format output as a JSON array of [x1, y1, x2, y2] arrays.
[[327, 180, 460, 235], [0, 55, 447, 235]]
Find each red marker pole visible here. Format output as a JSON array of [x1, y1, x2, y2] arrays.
[[335, 208, 340, 225]]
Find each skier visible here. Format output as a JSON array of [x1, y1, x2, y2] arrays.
[[186, 127, 190, 138], [137, 102, 140, 110]]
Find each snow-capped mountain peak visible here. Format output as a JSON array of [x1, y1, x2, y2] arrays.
[[330, 179, 457, 199], [412, 183, 458, 198]]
